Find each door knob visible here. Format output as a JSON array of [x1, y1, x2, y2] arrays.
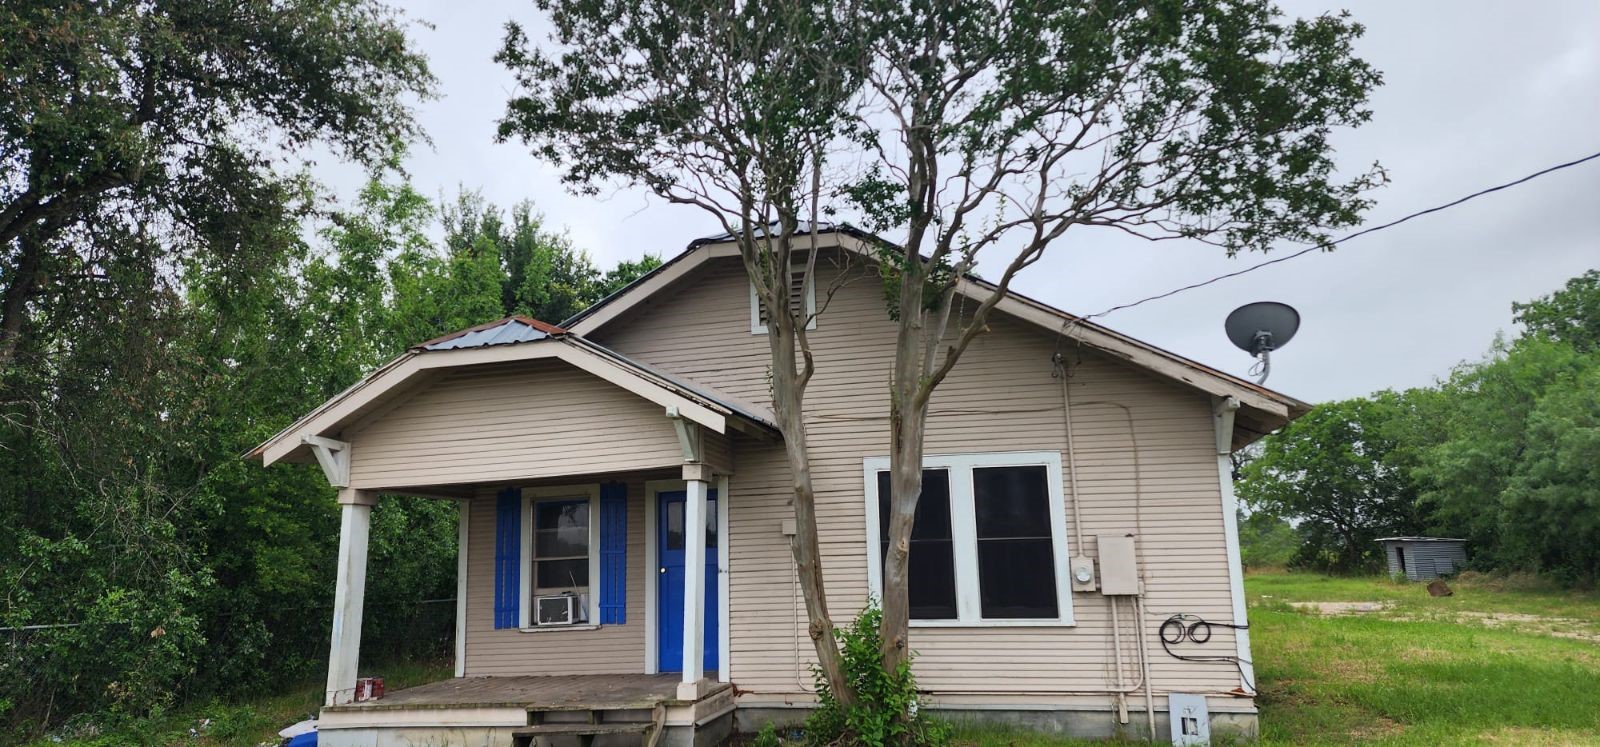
[[659, 567, 667, 574]]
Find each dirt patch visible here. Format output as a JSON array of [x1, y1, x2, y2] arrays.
[[1456, 611, 1600, 643], [1288, 600, 1600, 643], [1347, 715, 1406, 741], [1478, 726, 1600, 745], [1289, 601, 1394, 615]]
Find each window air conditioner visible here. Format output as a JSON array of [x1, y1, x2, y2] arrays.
[[534, 594, 589, 626]]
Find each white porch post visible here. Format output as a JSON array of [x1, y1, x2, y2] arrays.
[[679, 471, 710, 694], [326, 488, 377, 706]]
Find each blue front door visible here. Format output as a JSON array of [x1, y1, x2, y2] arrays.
[[658, 490, 719, 674]]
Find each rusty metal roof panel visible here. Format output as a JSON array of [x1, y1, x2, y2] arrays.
[[420, 317, 562, 351]]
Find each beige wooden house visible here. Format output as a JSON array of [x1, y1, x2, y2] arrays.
[[252, 225, 1305, 746]]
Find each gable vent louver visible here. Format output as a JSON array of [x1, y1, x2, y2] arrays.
[[751, 253, 816, 334]]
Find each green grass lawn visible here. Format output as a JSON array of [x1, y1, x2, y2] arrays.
[[1248, 571, 1600, 746], [26, 659, 451, 747], [39, 573, 1600, 745]]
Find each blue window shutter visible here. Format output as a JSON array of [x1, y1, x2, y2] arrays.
[[599, 482, 628, 624], [493, 488, 521, 629]]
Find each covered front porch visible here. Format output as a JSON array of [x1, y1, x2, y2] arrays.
[[249, 318, 777, 746]]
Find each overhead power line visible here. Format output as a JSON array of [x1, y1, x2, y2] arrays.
[[1075, 149, 1600, 324]]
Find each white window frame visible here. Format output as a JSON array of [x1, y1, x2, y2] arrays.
[[520, 484, 602, 630], [749, 269, 818, 335], [862, 451, 1075, 627]]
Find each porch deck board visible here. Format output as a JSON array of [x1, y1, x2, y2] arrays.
[[324, 674, 720, 712]]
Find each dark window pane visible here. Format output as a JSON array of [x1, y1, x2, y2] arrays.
[[973, 466, 1051, 539], [536, 558, 589, 590], [665, 501, 684, 550], [907, 541, 958, 619], [877, 469, 956, 620], [974, 466, 1058, 619], [877, 469, 952, 540], [533, 500, 588, 557], [976, 540, 1058, 618]]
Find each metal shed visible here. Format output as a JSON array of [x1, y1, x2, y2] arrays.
[[1376, 537, 1467, 580]]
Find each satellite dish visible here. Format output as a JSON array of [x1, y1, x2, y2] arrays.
[[1225, 302, 1300, 384]]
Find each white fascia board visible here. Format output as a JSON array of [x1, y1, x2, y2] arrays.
[[259, 341, 730, 467], [952, 276, 1292, 419], [569, 243, 741, 335], [571, 231, 848, 336], [567, 231, 1295, 423]]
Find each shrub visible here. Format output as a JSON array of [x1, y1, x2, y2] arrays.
[[805, 601, 950, 746], [753, 721, 782, 747]]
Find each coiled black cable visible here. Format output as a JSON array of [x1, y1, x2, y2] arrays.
[[1158, 614, 1255, 692]]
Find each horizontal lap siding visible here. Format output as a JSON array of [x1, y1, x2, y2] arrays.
[[345, 359, 684, 489], [462, 480, 648, 675], [594, 256, 1243, 697]]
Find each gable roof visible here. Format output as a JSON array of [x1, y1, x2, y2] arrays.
[[250, 317, 777, 467], [563, 225, 1310, 447]]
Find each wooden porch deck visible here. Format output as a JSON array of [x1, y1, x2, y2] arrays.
[[322, 674, 727, 713]]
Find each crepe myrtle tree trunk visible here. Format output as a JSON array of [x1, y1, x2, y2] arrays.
[[744, 219, 854, 706], [767, 300, 852, 701]]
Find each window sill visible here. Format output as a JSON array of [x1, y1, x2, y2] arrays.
[[518, 624, 601, 634], [910, 618, 1076, 629]]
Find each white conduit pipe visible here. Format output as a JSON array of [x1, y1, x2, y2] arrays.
[[1137, 595, 1156, 740], [1111, 597, 1128, 724], [1053, 355, 1087, 550]]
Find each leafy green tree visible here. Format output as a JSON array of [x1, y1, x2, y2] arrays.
[[1514, 269, 1600, 353], [1415, 337, 1600, 583], [1239, 395, 1425, 572], [438, 191, 660, 324], [498, 0, 1384, 691], [1238, 509, 1301, 569], [597, 254, 665, 302], [0, 0, 434, 370]]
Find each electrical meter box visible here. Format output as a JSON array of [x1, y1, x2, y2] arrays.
[[1097, 534, 1141, 595]]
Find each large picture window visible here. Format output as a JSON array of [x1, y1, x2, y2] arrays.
[[864, 452, 1073, 626]]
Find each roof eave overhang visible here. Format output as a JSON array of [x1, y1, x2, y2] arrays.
[[249, 336, 776, 468], [567, 230, 1307, 445]]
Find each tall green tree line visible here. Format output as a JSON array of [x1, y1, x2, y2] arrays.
[[2, 1, 661, 732], [0, 158, 657, 737], [1240, 269, 1600, 582]]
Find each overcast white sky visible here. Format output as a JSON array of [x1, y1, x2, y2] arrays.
[[317, 0, 1600, 404]]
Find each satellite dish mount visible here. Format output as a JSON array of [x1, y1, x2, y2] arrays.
[[1224, 302, 1300, 385]]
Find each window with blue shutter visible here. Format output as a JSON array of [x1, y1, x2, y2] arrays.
[[599, 482, 628, 624], [493, 487, 521, 629]]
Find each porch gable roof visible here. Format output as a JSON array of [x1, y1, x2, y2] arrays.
[[250, 318, 777, 467]]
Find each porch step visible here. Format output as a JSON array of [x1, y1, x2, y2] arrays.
[[513, 704, 665, 747], [512, 721, 653, 736]]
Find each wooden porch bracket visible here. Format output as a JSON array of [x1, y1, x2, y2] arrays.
[[303, 434, 351, 487], [665, 407, 704, 463]]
